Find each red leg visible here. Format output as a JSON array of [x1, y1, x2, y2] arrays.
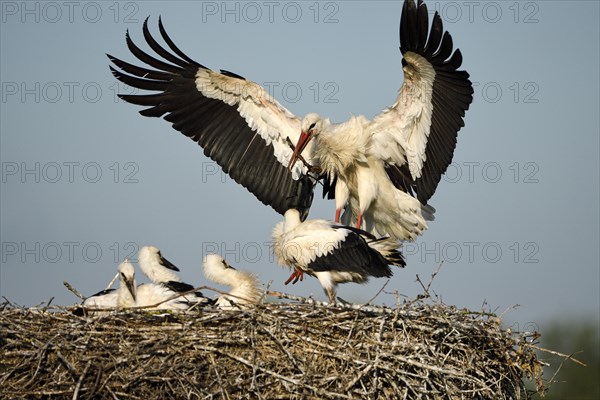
[[335, 208, 341, 223], [284, 268, 304, 285], [356, 211, 363, 229]]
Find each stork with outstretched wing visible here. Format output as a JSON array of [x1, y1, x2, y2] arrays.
[[288, 0, 473, 239], [108, 0, 472, 242]]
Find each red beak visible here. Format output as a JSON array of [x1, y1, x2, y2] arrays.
[[288, 131, 312, 171]]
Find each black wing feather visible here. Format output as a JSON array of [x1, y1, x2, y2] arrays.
[[142, 18, 191, 69], [164, 281, 194, 293], [163, 281, 207, 298], [307, 231, 394, 279], [157, 16, 200, 66], [399, 0, 474, 204], [110, 20, 314, 217], [87, 288, 116, 298], [384, 163, 417, 198]]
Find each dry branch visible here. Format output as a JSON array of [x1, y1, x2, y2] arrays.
[[0, 295, 563, 399]]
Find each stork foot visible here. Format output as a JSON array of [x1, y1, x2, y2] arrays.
[[335, 296, 350, 305], [284, 268, 304, 285], [324, 287, 337, 305]]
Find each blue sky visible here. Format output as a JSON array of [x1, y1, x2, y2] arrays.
[[1, 1, 599, 332]]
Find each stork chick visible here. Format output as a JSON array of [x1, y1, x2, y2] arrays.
[[203, 254, 262, 310]]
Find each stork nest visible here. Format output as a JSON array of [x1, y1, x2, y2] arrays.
[[0, 293, 553, 399]]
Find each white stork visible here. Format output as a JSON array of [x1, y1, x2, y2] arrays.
[[203, 254, 262, 310], [115, 257, 201, 311], [75, 258, 200, 312], [138, 245, 212, 307], [117, 260, 208, 311], [288, 0, 472, 239], [73, 259, 133, 315], [108, 0, 472, 238], [272, 209, 405, 304]]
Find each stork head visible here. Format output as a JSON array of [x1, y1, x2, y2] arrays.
[[203, 254, 229, 271], [301, 113, 324, 136], [118, 259, 137, 302], [288, 113, 324, 171], [139, 245, 180, 273], [203, 253, 238, 286]]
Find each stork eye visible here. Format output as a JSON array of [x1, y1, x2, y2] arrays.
[[309, 122, 316, 130]]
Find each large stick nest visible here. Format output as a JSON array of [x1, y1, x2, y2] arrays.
[[1, 295, 547, 399]]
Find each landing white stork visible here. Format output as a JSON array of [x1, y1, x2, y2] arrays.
[[288, 0, 473, 239], [138, 245, 212, 307], [272, 209, 405, 303], [109, 0, 472, 238], [203, 254, 262, 310]]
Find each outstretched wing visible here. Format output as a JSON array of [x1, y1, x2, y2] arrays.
[[370, 0, 473, 204], [109, 18, 314, 217]]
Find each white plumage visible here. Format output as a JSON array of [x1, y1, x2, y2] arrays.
[[110, 0, 471, 229], [138, 246, 211, 307], [284, 0, 472, 239], [75, 254, 206, 313], [113, 258, 191, 311], [76, 260, 134, 315], [194, 69, 310, 181], [272, 209, 405, 303], [291, 112, 434, 240], [138, 245, 181, 283], [133, 283, 192, 311], [81, 288, 119, 311], [203, 254, 262, 310]]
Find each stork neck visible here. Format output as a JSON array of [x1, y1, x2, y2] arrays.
[[314, 116, 366, 174], [283, 209, 302, 232], [141, 259, 179, 283], [207, 264, 236, 287]]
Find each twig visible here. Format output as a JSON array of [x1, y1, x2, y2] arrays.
[[415, 261, 444, 298], [526, 344, 586, 367], [256, 322, 305, 374], [209, 353, 229, 400], [207, 346, 354, 400], [56, 351, 78, 380], [63, 281, 85, 301], [344, 364, 373, 392], [72, 360, 92, 400], [364, 280, 390, 306], [104, 273, 119, 291]]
